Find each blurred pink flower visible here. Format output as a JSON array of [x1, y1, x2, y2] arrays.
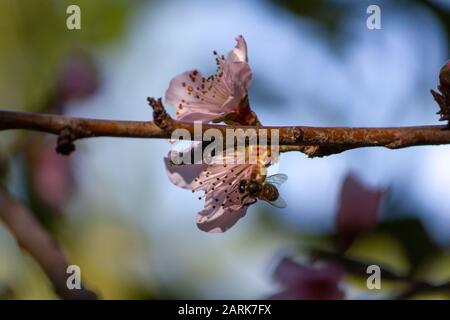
[[165, 35, 252, 123], [56, 51, 99, 105], [28, 142, 74, 212], [270, 257, 344, 300], [164, 146, 270, 232], [336, 175, 384, 249]]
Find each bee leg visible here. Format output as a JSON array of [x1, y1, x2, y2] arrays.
[[240, 195, 248, 205], [241, 195, 257, 206]]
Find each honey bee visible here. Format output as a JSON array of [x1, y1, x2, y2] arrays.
[[238, 173, 288, 208]]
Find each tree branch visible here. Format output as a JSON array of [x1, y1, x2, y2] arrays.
[[312, 249, 450, 299], [1, 107, 450, 157], [0, 187, 97, 299]]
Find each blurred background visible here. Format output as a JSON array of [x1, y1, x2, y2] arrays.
[[0, 0, 450, 299]]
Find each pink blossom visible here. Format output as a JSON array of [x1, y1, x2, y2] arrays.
[[270, 257, 344, 300], [56, 51, 98, 104], [27, 141, 74, 212], [164, 35, 252, 123], [164, 146, 271, 232], [336, 175, 384, 249]]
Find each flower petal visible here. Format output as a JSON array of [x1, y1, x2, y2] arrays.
[[165, 70, 227, 122], [164, 152, 207, 189], [336, 175, 384, 248], [271, 258, 344, 300], [191, 162, 257, 232], [272, 257, 306, 285], [177, 111, 222, 123], [222, 61, 252, 102], [227, 35, 248, 63], [196, 205, 249, 233], [273, 257, 343, 285]]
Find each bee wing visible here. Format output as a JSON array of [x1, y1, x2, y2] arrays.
[[265, 173, 288, 188], [266, 195, 287, 208]]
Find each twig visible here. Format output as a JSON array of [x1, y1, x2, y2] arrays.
[[312, 249, 450, 299], [1, 104, 450, 157], [394, 281, 450, 299], [0, 187, 97, 299], [280, 145, 359, 158]]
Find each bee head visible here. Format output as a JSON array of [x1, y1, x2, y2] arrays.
[[247, 181, 261, 195]]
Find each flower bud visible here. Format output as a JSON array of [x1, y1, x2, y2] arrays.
[[439, 61, 450, 88], [431, 60, 450, 122]]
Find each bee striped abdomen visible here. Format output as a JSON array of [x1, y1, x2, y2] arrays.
[[261, 183, 279, 201]]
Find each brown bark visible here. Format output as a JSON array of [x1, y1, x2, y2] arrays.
[[1, 109, 449, 157]]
